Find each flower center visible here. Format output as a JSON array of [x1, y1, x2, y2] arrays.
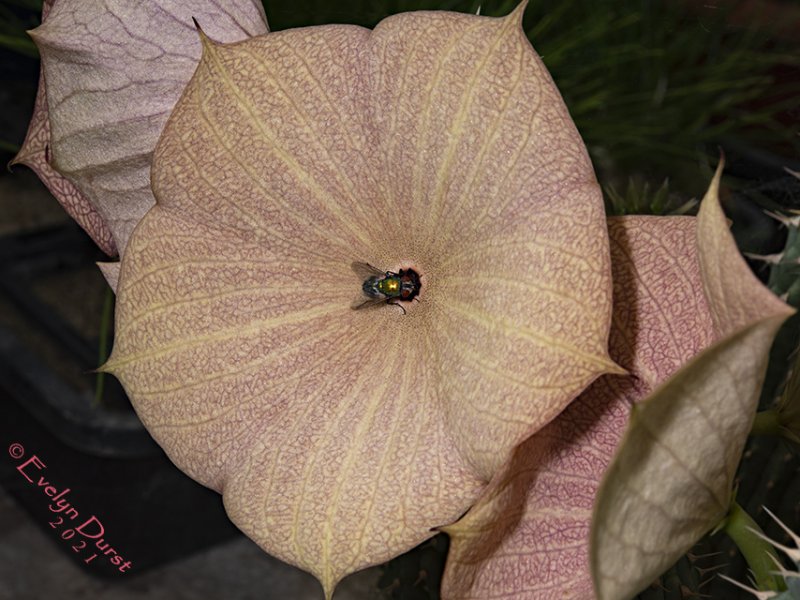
[[352, 263, 422, 314]]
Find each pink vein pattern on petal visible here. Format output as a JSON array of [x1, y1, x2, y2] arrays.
[[12, 73, 116, 255], [591, 163, 795, 600], [441, 216, 714, 599], [366, 6, 618, 479], [11, 0, 116, 254], [29, 0, 268, 256], [107, 7, 615, 596]]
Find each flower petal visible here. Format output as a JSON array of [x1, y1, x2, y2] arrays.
[[107, 23, 482, 597], [29, 0, 268, 255], [11, 0, 116, 255], [441, 214, 714, 599], [591, 162, 794, 600], [97, 261, 121, 292], [107, 6, 615, 596], [367, 5, 618, 478]]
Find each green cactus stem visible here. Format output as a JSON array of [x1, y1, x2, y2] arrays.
[[722, 500, 786, 593]]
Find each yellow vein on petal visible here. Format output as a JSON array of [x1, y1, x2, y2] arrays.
[[351, 351, 410, 549], [262, 330, 371, 512], [195, 92, 364, 259], [121, 282, 296, 333], [201, 42, 373, 251], [128, 227, 348, 280], [503, 576, 591, 596], [330, 354, 410, 580], [148, 331, 359, 433], [409, 20, 485, 232], [446, 299, 620, 373], [428, 42, 526, 259], [116, 258, 348, 338], [169, 131, 349, 265], [286, 341, 385, 577], [451, 96, 542, 241], [420, 15, 519, 251], [127, 320, 339, 396], [441, 273, 596, 313], [440, 233, 593, 270], [409, 376, 441, 526], [437, 320, 574, 397], [106, 305, 334, 371], [403, 333, 442, 521], [147, 367, 311, 431], [250, 328, 366, 523], [171, 123, 332, 257], [119, 256, 288, 295], [239, 46, 361, 197], [320, 350, 399, 592], [241, 42, 380, 230], [168, 125, 268, 237], [123, 265, 342, 323], [528, 506, 594, 522], [381, 18, 458, 210]]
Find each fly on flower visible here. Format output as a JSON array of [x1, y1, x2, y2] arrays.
[[351, 262, 421, 314]]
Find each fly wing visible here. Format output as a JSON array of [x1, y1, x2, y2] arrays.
[[351, 262, 386, 310], [351, 261, 384, 281], [351, 295, 386, 310]]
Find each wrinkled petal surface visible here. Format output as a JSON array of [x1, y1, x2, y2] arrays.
[[107, 8, 615, 596], [11, 0, 116, 255], [441, 215, 714, 599], [441, 163, 793, 600], [591, 163, 794, 600], [29, 0, 268, 254]]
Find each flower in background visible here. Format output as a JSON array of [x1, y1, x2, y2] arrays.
[[441, 164, 793, 599], [13, 0, 268, 258]]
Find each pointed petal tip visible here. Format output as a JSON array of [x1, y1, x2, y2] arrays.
[[597, 354, 630, 376], [27, 23, 57, 49], [192, 17, 220, 54], [95, 361, 112, 375], [192, 17, 208, 38], [8, 144, 32, 171], [321, 575, 337, 600], [438, 522, 457, 536], [98, 351, 119, 375], [507, 0, 529, 26], [710, 152, 725, 189], [607, 362, 629, 377], [700, 152, 795, 322]]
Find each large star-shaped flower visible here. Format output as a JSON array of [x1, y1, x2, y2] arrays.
[[101, 4, 621, 596], [17, 1, 792, 598]]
